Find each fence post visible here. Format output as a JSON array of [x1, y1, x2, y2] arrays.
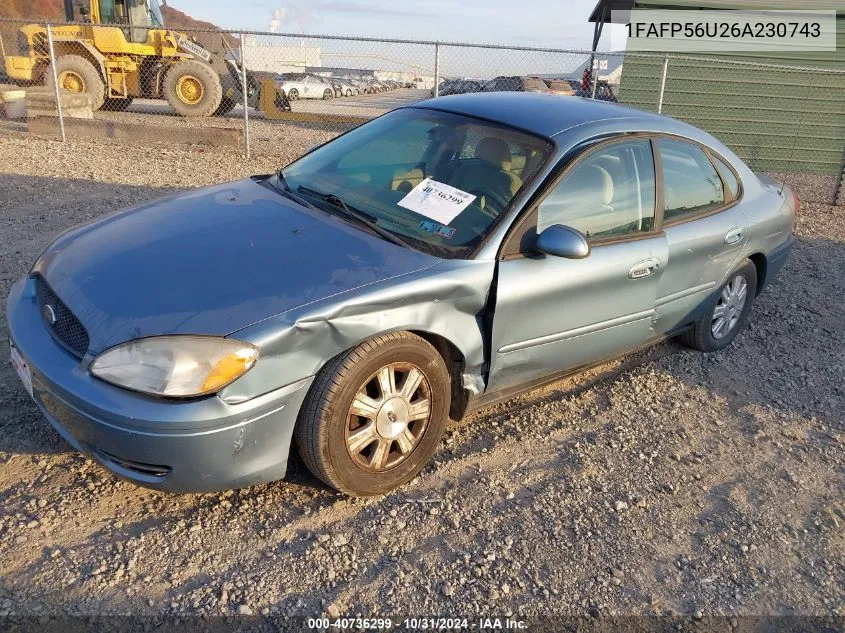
[[832, 143, 845, 205], [433, 42, 440, 97], [240, 32, 251, 161], [591, 68, 598, 99], [46, 24, 66, 143], [657, 54, 669, 114]]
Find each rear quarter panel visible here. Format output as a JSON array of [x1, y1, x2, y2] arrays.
[[738, 175, 795, 278]]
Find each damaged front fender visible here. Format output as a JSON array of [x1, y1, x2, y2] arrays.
[[218, 259, 496, 405]]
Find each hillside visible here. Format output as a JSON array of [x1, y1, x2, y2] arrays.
[[0, 1, 236, 52], [0, 0, 229, 34], [0, 0, 63, 20]]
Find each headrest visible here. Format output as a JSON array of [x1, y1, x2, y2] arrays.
[[580, 164, 614, 206], [475, 137, 511, 169]]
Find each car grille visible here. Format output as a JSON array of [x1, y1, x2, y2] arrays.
[[34, 276, 90, 358]]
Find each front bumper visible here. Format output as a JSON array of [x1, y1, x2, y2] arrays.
[[6, 276, 313, 493]]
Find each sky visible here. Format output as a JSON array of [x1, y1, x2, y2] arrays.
[[163, 0, 626, 51]]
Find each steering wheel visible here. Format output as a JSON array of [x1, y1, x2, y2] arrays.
[[469, 188, 509, 218]]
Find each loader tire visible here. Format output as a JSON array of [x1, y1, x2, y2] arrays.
[[49, 55, 106, 111], [163, 60, 222, 118], [213, 96, 237, 117], [103, 96, 133, 111]]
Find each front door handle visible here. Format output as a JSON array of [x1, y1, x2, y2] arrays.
[[629, 258, 660, 279], [725, 227, 744, 244]]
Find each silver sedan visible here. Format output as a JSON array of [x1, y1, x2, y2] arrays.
[[277, 74, 335, 100], [7, 93, 794, 496]]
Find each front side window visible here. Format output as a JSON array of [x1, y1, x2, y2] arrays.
[[537, 138, 656, 241], [281, 108, 553, 258], [659, 138, 725, 223]]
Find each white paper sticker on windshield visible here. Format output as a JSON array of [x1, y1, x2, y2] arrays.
[[397, 178, 476, 225]]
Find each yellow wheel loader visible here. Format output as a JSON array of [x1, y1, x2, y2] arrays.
[[1, 0, 291, 118]]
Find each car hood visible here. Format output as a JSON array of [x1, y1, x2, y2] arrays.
[[35, 178, 438, 354]]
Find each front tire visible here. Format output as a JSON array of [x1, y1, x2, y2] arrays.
[[680, 260, 757, 352], [49, 54, 106, 110], [323, 89, 333, 100], [295, 332, 450, 496], [287, 88, 298, 100], [162, 60, 222, 117]]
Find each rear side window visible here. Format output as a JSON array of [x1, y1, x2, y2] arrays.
[[658, 138, 725, 223], [538, 139, 656, 241], [712, 155, 740, 199]]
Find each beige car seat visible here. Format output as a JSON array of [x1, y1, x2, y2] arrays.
[[449, 137, 523, 212]]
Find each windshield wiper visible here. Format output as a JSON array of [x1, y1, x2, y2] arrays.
[[265, 174, 322, 212], [296, 185, 410, 249]]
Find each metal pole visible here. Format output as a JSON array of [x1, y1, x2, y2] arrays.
[[832, 143, 845, 205], [657, 54, 669, 113], [240, 33, 250, 160], [591, 68, 598, 99], [46, 24, 66, 143], [433, 42, 440, 97]]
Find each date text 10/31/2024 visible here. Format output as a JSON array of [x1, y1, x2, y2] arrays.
[[306, 617, 528, 630]]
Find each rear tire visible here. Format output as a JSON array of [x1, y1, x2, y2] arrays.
[[295, 332, 450, 496], [287, 88, 298, 100], [323, 89, 333, 100], [680, 260, 757, 352], [103, 96, 133, 111], [49, 54, 106, 111], [162, 60, 222, 118]]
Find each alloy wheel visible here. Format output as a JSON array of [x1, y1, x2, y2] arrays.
[[345, 362, 432, 472], [712, 274, 748, 340]]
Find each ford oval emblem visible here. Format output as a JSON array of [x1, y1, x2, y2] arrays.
[[42, 304, 57, 325]]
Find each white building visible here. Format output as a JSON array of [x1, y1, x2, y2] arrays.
[[243, 37, 322, 74]]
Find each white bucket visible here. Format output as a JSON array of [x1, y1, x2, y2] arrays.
[[1, 90, 26, 119]]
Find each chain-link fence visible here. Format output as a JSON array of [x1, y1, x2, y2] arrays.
[[1, 17, 843, 203]]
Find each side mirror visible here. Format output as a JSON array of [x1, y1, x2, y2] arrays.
[[535, 224, 590, 259], [80, 6, 90, 15]]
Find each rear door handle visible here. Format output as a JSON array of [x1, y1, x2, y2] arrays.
[[725, 227, 744, 244], [629, 258, 660, 279]]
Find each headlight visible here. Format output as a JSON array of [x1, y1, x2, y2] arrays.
[[90, 336, 258, 397]]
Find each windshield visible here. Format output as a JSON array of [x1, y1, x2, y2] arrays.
[[280, 108, 553, 258], [148, 0, 164, 26]]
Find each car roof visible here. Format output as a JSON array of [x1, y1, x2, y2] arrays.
[[411, 92, 664, 138]]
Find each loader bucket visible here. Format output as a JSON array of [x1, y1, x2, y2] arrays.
[[259, 79, 292, 119]]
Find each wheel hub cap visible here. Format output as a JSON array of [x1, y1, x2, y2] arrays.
[[345, 363, 432, 472], [60, 71, 85, 93], [176, 76, 204, 105], [376, 397, 410, 439], [711, 274, 748, 340]]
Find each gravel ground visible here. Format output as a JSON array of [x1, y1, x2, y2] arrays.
[[0, 135, 842, 627]]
